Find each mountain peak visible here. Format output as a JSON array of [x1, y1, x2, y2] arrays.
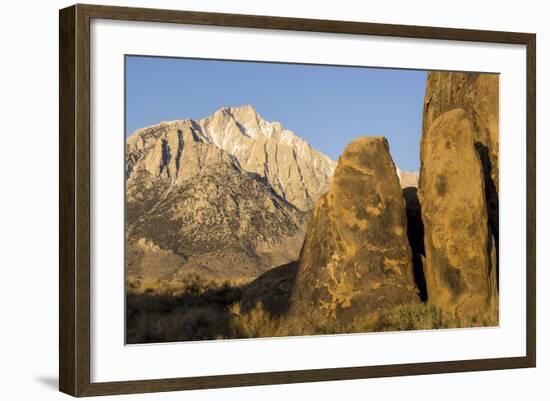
[[396, 166, 419, 188], [210, 104, 262, 125], [229, 104, 257, 114], [126, 105, 336, 211], [203, 105, 307, 149]]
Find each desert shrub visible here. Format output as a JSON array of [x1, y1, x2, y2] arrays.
[[456, 303, 499, 328], [127, 271, 499, 344], [374, 302, 498, 332], [229, 303, 319, 338], [229, 303, 280, 338], [375, 303, 449, 331], [229, 301, 497, 339], [229, 302, 378, 338], [126, 274, 246, 343], [126, 274, 222, 297]]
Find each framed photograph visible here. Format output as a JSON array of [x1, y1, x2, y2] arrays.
[[59, 4, 536, 397]]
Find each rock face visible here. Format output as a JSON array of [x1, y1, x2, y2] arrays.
[[420, 71, 499, 322], [423, 72, 499, 191], [290, 137, 420, 325], [419, 108, 497, 319], [125, 105, 335, 280]]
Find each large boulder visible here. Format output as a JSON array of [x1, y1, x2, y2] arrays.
[[419, 108, 497, 320], [423, 72, 499, 191], [423, 72, 499, 278], [240, 262, 298, 317], [290, 137, 420, 326]]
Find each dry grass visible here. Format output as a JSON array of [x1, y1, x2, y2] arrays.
[[375, 303, 453, 331], [127, 274, 250, 297], [127, 274, 498, 343], [229, 303, 315, 338], [126, 274, 248, 343], [229, 301, 499, 339], [376, 302, 498, 331]]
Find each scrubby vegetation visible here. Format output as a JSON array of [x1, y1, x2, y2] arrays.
[[375, 302, 498, 331], [230, 301, 498, 339], [127, 274, 498, 344], [126, 274, 246, 343]]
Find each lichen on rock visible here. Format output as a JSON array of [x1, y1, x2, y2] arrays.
[[419, 108, 497, 321], [290, 137, 420, 325]]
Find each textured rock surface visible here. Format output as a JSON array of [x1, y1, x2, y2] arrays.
[[125, 105, 335, 280], [290, 137, 420, 325], [419, 108, 496, 319], [423, 72, 499, 190]]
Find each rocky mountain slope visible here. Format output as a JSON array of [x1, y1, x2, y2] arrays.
[[126, 105, 336, 212], [125, 105, 335, 280]]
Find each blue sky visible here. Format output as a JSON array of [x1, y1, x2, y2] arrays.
[[126, 56, 427, 171]]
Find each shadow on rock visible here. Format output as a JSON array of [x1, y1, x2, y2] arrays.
[[403, 187, 428, 302], [240, 261, 298, 317]]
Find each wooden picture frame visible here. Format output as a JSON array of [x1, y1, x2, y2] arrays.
[[59, 3, 536, 397]]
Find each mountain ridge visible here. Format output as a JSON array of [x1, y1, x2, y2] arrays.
[[126, 105, 336, 211], [125, 105, 336, 280]]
